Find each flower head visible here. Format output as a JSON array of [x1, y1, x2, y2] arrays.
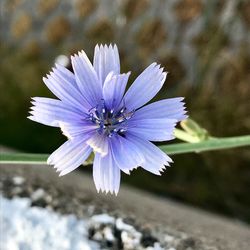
[[29, 44, 187, 195]]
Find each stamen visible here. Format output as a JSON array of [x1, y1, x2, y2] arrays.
[[88, 102, 133, 137]]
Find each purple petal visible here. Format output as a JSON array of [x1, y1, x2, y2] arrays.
[[59, 121, 97, 139], [93, 152, 121, 195], [47, 134, 91, 165], [133, 97, 187, 122], [47, 137, 92, 176], [127, 118, 177, 141], [93, 44, 120, 84], [103, 72, 130, 110], [28, 97, 85, 127], [54, 63, 79, 89], [71, 51, 102, 108], [110, 135, 144, 174], [43, 66, 89, 112], [124, 63, 167, 111], [126, 133, 172, 175], [86, 132, 109, 156]]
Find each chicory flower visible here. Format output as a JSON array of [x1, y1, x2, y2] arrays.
[[28, 44, 187, 195]]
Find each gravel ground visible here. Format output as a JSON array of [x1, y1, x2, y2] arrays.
[[0, 172, 186, 250], [1, 164, 250, 250], [1, 195, 169, 250]]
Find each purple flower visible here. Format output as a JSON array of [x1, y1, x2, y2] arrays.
[[28, 44, 187, 195]]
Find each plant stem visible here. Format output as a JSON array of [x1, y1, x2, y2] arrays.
[[160, 135, 250, 155], [1, 135, 250, 165]]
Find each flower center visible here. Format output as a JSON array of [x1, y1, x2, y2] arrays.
[[88, 100, 134, 137]]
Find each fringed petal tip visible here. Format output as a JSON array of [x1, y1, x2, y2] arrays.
[[93, 153, 121, 196], [182, 114, 189, 120], [151, 160, 172, 176], [93, 182, 120, 196], [95, 43, 118, 50], [124, 62, 168, 111], [54, 163, 81, 177], [54, 165, 71, 177], [95, 187, 119, 196], [27, 115, 33, 120], [122, 164, 140, 175], [58, 171, 67, 177], [161, 71, 167, 83], [30, 97, 38, 102], [94, 43, 120, 84], [179, 97, 188, 120], [95, 181, 119, 195]]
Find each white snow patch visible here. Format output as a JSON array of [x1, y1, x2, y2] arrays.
[[147, 242, 165, 250], [116, 217, 135, 231], [116, 218, 142, 249], [0, 195, 100, 250], [90, 214, 115, 224], [103, 227, 115, 242], [30, 188, 45, 201], [12, 176, 25, 185]]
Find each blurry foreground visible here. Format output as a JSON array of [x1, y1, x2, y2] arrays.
[[1, 164, 250, 250]]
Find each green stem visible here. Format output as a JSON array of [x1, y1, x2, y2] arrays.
[[1, 135, 250, 165], [160, 135, 250, 155]]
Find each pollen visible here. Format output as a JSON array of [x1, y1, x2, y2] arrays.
[[88, 100, 134, 137]]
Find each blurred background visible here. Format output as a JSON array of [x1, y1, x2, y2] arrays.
[[0, 0, 250, 223]]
